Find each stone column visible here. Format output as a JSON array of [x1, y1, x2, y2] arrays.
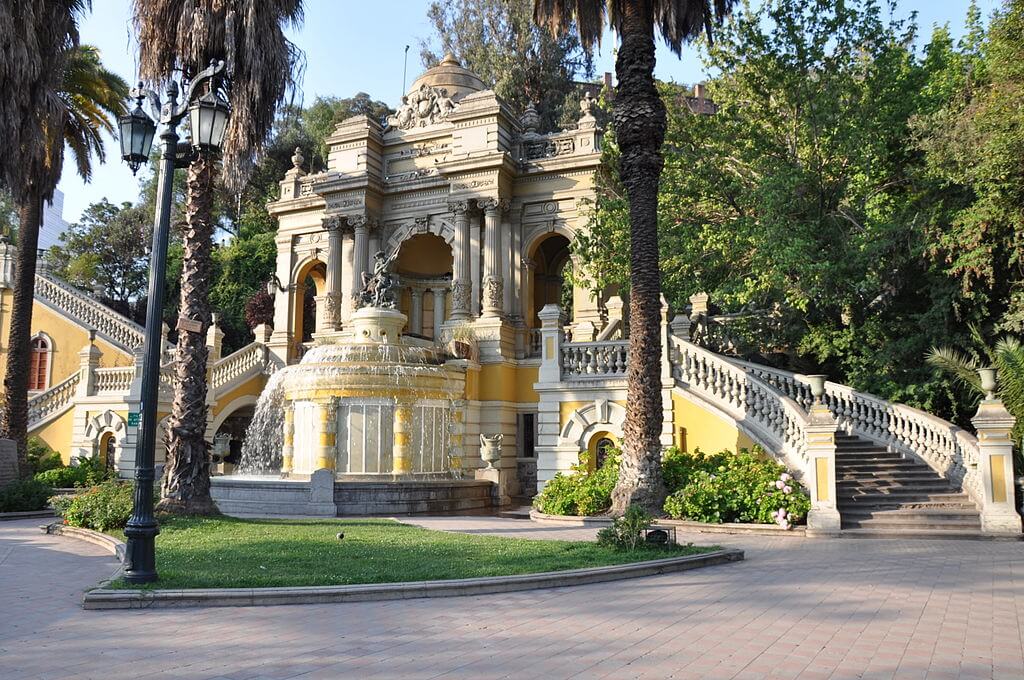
[[281, 406, 295, 476], [409, 287, 424, 335], [804, 376, 841, 535], [972, 369, 1022, 534], [323, 216, 344, 330], [449, 201, 472, 320], [537, 304, 565, 384], [315, 400, 338, 472], [470, 213, 482, 317], [350, 217, 370, 308], [431, 288, 446, 339], [392, 402, 414, 475], [479, 198, 507, 318]]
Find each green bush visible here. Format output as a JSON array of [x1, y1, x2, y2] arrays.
[[597, 505, 654, 550], [662, 448, 810, 526], [28, 437, 64, 474], [533, 449, 619, 516], [0, 478, 54, 512], [61, 481, 134, 532], [34, 455, 110, 488]]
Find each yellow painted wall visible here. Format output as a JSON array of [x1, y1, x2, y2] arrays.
[[672, 391, 754, 454], [0, 289, 132, 390], [212, 375, 268, 417], [476, 364, 539, 403], [32, 409, 76, 462]]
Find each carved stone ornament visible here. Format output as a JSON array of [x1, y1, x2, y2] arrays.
[[358, 250, 400, 309], [386, 83, 459, 131], [450, 281, 472, 313], [484, 275, 504, 310]]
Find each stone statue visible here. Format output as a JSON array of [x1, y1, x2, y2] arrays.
[[358, 250, 399, 309], [385, 84, 459, 131]]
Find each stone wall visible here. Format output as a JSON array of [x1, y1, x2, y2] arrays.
[[0, 439, 18, 488]]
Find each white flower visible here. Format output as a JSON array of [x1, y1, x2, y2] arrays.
[[783, 485, 793, 494], [781, 473, 791, 482], [775, 480, 785, 489]]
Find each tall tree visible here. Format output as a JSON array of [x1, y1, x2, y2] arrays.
[[0, 12, 127, 476], [535, 0, 737, 514], [423, 0, 594, 131], [133, 0, 304, 514], [45, 199, 151, 309]]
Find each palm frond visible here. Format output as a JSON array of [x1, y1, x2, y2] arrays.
[[926, 346, 983, 396]]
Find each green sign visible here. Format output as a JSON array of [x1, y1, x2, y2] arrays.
[[127, 412, 140, 427]]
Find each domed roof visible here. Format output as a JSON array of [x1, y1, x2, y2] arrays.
[[408, 53, 485, 102]]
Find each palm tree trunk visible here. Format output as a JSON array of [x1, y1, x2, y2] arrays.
[[609, 3, 668, 515], [0, 190, 42, 478], [158, 150, 218, 515]]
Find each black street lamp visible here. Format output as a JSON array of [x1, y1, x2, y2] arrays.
[[117, 60, 229, 584]]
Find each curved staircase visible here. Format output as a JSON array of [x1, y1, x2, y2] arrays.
[[834, 433, 986, 539]]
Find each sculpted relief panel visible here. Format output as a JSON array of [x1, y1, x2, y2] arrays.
[[386, 84, 458, 131]]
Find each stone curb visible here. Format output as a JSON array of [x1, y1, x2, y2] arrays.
[[43, 521, 127, 562], [0, 509, 54, 521], [529, 510, 807, 536], [80, 548, 744, 610]]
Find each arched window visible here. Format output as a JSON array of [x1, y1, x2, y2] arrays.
[[28, 335, 51, 391]]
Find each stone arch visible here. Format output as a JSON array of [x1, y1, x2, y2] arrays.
[[82, 410, 128, 469], [385, 217, 455, 258], [211, 394, 259, 434], [522, 221, 575, 264], [291, 257, 327, 344], [558, 399, 626, 453]]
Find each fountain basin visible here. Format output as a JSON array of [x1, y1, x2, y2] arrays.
[[210, 474, 497, 516]]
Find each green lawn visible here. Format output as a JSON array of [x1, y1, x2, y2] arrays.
[[105, 517, 714, 590]]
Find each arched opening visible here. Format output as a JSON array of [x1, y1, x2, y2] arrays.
[[213, 404, 255, 473], [99, 431, 117, 475], [292, 259, 326, 353], [586, 430, 618, 472], [527, 233, 572, 329], [28, 334, 51, 391], [395, 233, 453, 339]]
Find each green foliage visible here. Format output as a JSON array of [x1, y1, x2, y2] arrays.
[[61, 481, 133, 532], [45, 199, 151, 306], [596, 505, 654, 551], [532, 449, 619, 516], [0, 478, 53, 513], [662, 449, 810, 526], [421, 0, 594, 131], [34, 455, 110, 488], [576, 0, 1005, 419], [27, 437, 63, 474]]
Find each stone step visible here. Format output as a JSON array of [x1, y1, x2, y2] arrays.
[[838, 472, 946, 484], [836, 452, 912, 462], [835, 445, 895, 453], [837, 480, 955, 493], [838, 528, 1018, 541], [838, 498, 976, 511], [835, 460, 930, 471], [841, 508, 980, 524], [497, 506, 533, 519]]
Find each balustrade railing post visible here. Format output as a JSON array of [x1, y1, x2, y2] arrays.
[[76, 330, 102, 397], [805, 375, 841, 535], [971, 369, 1022, 534], [537, 304, 564, 384]]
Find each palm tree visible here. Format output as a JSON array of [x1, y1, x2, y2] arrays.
[[927, 325, 1024, 474], [0, 0, 126, 477], [132, 0, 304, 514], [534, 0, 737, 513]]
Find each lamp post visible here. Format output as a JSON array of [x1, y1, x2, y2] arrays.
[[117, 60, 229, 584]]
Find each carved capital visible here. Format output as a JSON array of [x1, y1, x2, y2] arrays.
[[322, 215, 345, 232], [448, 200, 470, 215], [477, 197, 510, 214]]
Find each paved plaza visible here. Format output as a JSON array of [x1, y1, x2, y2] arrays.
[[1, 516, 1022, 680]]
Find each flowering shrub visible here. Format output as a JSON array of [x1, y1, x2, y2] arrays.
[[60, 481, 134, 532], [533, 449, 619, 516], [662, 448, 809, 526]]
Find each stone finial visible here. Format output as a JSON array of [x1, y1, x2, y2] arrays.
[[520, 103, 540, 135], [689, 292, 710, 316], [291, 146, 304, 171]]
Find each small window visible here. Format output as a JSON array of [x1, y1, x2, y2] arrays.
[[28, 335, 50, 391], [519, 413, 536, 458]]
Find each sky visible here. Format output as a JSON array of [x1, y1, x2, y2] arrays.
[[57, 0, 998, 227]]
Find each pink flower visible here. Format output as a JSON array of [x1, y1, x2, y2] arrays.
[[781, 473, 791, 482], [783, 485, 793, 494], [775, 480, 785, 489]]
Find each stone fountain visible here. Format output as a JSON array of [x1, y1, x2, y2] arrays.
[[209, 252, 496, 516]]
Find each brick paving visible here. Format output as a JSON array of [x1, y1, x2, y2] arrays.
[[1, 516, 1022, 680]]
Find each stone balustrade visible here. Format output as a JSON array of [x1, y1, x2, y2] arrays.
[[27, 373, 80, 426], [93, 367, 136, 394], [560, 340, 629, 379], [210, 342, 270, 392], [34, 273, 146, 351]]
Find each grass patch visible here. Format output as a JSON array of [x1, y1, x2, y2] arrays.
[[105, 516, 715, 589]]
